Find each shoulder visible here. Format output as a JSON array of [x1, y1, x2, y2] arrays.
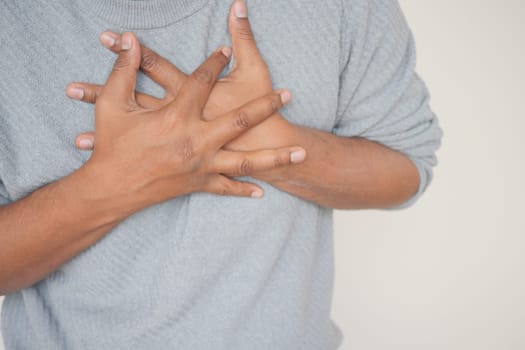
[[338, 0, 412, 69], [340, 0, 409, 40]]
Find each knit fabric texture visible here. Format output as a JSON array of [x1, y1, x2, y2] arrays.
[[0, 0, 442, 349]]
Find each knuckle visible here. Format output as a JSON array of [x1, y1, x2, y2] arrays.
[[192, 68, 213, 85], [239, 158, 252, 176], [214, 178, 231, 196], [127, 101, 141, 112], [237, 24, 254, 41], [268, 98, 278, 114], [220, 183, 231, 196], [141, 51, 160, 73], [84, 89, 97, 103], [174, 137, 195, 161], [274, 153, 289, 167], [274, 155, 282, 167], [234, 111, 251, 130], [112, 55, 130, 72]]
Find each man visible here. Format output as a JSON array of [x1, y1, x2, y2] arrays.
[[0, 0, 442, 349]]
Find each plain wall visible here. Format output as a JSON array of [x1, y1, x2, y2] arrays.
[[1, 1, 524, 349], [331, 1, 525, 349]]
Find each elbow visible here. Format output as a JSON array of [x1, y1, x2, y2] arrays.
[[0, 281, 17, 297], [388, 153, 437, 210], [0, 268, 31, 296], [388, 156, 421, 209], [0, 277, 17, 296]]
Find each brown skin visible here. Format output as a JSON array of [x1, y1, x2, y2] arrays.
[[0, 14, 307, 294], [74, 0, 420, 209], [0, 0, 419, 295]]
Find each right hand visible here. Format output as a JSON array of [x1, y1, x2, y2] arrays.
[[82, 32, 305, 206], [71, 0, 296, 155]]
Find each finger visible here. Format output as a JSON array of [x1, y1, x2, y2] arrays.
[[206, 89, 291, 146], [169, 46, 232, 113], [100, 31, 187, 93], [228, 0, 264, 69], [212, 146, 306, 177], [66, 82, 163, 109], [101, 32, 142, 104], [75, 132, 95, 150], [66, 83, 102, 104], [204, 174, 264, 198]]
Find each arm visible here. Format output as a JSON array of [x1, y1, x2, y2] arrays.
[[254, 123, 420, 209], [240, 0, 440, 209], [0, 165, 124, 295], [0, 33, 303, 295]]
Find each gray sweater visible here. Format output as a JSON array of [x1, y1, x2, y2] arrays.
[[0, 0, 442, 349]]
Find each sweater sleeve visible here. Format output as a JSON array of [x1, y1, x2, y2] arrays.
[[333, 0, 442, 208], [0, 180, 10, 205]]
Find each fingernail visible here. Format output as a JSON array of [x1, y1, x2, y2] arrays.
[[279, 90, 292, 104], [234, 0, 248, 18], [100, 33, 116, 48], [290, 149, 306, 163], [68, 87, 84, 99], [221, 46, 232, 58], [251, 190, 264, 198], [121, 33, 133, 50], [78, 138, 93, 149]]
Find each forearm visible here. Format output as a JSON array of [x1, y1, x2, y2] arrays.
[[256, 123, 420, 209], [0, 163, 137, 295]]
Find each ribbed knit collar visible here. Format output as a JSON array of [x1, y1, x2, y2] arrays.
[[74, 0, 211, 29]]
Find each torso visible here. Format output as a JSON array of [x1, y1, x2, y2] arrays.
[[0, 1, 346, 348]]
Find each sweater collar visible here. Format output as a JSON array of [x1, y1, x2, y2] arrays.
[[74, 0, 210, 30]]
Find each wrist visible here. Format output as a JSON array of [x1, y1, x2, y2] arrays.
[[72, 159, 145, 225]]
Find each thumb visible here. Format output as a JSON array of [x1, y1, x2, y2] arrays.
[[228, 0, 265, 70], [102, 32, 142, 105], [75, 132, 95, 150]]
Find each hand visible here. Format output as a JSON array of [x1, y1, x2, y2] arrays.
[[69, 0, 297, 155], [76, 31, 305, 206]]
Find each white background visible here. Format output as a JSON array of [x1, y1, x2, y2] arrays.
[[1, 1, 524, 349], [332, 1, 525, 349]]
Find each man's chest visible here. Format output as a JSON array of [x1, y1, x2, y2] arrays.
[[0, 0, 345, 201]]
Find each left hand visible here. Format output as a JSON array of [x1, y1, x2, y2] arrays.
[[68, 0, 299, 155]]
